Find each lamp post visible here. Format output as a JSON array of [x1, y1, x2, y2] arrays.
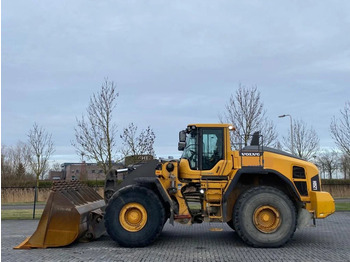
[[33, 153, 40, 219], [81, 152, 87, 181], [279, 114, 294, 155]]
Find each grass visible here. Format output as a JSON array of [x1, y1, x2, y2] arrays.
[[335, 202, 350, 212], [2, 202, 46, 206], [1, 209, 43, 220]]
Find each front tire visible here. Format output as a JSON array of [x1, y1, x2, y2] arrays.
[[105, 185, 165, 247], [233, 186, 296, 248]]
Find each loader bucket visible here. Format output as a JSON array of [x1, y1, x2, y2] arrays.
[[14, 181, 106, 249]]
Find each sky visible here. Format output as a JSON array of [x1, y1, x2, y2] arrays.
[[2, 1, 350, 164]]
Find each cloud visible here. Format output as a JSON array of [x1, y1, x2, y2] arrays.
[[2, 1, 350, 161]]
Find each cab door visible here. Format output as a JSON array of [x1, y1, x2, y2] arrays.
[[200, 128, 226, 177], [179, 126, 232, 180]]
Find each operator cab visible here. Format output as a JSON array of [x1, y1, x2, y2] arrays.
[[178, 124, 234, 180]]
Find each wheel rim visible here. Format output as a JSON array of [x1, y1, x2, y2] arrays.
[[253, 205, 281, 233], [119, 203, 147, 232]]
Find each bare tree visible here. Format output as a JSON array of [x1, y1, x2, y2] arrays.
[[316, 150, 339, 179], [330, 101, 350, 157], [1, 142, 31, 177], [51, 162, 62, 171], [27, 123, 55, 187], [282, 119, 319, 160], [221, 84, 278, 148], [10, 142, 31, 174], [339, 154, 350, 179], [1, 145, 14, 185], [2, 145, 16, 178], [120, 122, 156, 158], [72, 79, 119, 175], [1, 144, 35, 186]]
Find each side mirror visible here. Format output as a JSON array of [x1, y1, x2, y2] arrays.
[[178, 142, 186, 151], [178, 130, 186, 151], [179, 130, 186, 142]]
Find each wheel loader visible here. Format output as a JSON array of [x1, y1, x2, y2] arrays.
[[15, 123, 335, 249]]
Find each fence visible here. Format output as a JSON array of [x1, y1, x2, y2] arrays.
[[322, 184, 350, 198], [1, 186, 105, 203]]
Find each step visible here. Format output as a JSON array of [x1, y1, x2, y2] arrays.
[[209, 215, 223, 219], [174, 214, 192, 219], [208, 203, 221, 207]]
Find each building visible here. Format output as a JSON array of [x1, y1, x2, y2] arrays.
[[49, 171, 64, 180], [48, 162, 124, 181], [48, 155, 154, 181]]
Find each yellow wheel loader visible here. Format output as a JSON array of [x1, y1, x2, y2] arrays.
[[16, 123, 335, 249], [104, 124, 334, 248]]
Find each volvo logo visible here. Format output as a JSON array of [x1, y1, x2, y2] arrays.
[[241, 152, 261, 157]]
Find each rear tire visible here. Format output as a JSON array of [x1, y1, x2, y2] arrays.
[[105, 185, 165, 247], [233, 186, 296, 248]]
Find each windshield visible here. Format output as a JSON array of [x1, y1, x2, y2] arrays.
[[181, 130, 198, 169]]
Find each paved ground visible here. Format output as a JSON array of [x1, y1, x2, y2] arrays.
[[2, 212, 350, 262], [334, 198, 350, 203]]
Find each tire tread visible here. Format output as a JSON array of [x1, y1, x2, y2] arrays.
[[105, 185, 165, 247], [233, 186, 297, 248]]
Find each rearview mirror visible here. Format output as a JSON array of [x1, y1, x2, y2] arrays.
[[179, 130, 186, 143], [178, 130, 186, 151], [178, 142, 186, 151]]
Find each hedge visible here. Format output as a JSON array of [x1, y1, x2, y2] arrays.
[[2, 180, 122, 188], [321, 179, 350, 185]]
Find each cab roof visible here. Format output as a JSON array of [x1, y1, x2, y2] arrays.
[[187, 123, 235, 129]]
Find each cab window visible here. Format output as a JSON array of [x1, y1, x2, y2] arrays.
[[202, 129, 223, 170], [181, 130, 198, 169]]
